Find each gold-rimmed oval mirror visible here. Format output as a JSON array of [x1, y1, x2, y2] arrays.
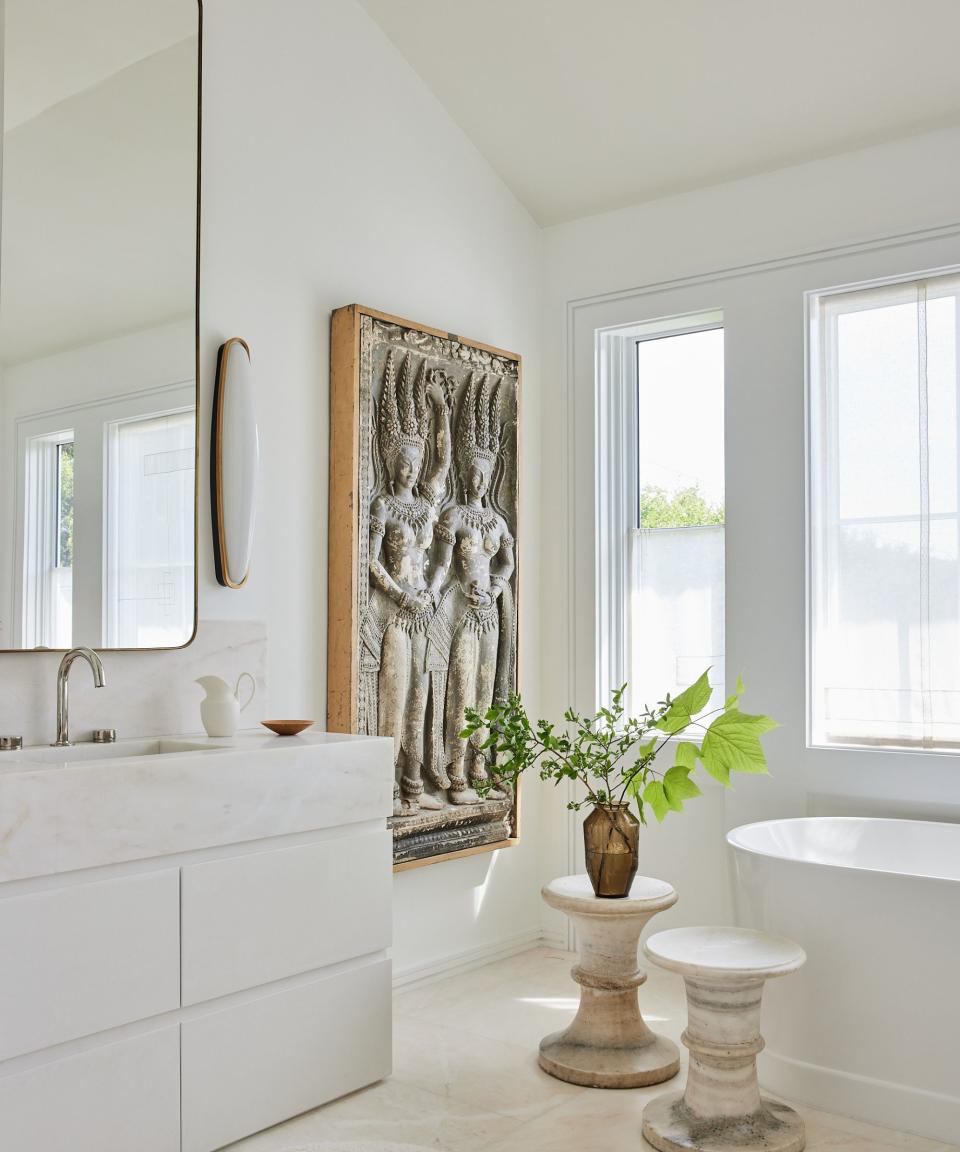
[[0, 0, 201, 651]]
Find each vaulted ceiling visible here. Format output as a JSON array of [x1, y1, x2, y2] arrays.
[[359, 0, 960, 226]]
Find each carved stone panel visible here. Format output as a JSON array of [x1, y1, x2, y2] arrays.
[[329, 306, 520, 867]]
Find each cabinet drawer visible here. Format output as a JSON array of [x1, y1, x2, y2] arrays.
[[181, 830, 391, 1004], [0, 1025, 180, 1152], [0, 869, 180, 1060], [181, 958, 391, 1152]]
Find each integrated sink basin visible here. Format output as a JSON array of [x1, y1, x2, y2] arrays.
[[4, 737, 229, 765]]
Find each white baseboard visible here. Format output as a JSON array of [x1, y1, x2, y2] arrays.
[[392, 928, 545, 990], [539, 925, 569, 951], [760, 1049, 960, 1144]]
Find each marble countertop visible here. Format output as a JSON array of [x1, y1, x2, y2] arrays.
[[0, 729, 370, 775], [0, 729, 394, 883]]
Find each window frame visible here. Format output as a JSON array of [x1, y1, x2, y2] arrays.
[[18, 428, 75, 648], [596, 309, 724, 710]]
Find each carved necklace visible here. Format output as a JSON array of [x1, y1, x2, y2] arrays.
[[383, 492, 433, 534], [460, 503, 499, 533]]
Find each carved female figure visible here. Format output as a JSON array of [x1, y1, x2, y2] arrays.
[[428, 373, 516, 803], [364, 350, 451, 814]]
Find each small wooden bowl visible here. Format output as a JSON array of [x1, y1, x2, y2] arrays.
[[261, 720, 314, 737]]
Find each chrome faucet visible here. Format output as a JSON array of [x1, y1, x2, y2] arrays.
[[53, 647, 106, 747]]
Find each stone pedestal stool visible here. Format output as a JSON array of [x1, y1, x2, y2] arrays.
[[538, 873, 680, 1088], [641, 926, 807, 1152]]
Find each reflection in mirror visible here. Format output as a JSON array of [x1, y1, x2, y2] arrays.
[[0, 0, 200, 650]]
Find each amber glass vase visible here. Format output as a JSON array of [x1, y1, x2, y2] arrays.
[[583, 803, 640, 898]]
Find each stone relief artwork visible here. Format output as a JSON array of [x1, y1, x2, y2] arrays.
[[329, 307, 520, 866]]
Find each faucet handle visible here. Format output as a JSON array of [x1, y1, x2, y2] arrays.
[[92, 729, 117, 743], [0, 736, 23, 751]]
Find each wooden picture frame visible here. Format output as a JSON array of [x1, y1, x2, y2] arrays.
[[328, 305, 521, 870]]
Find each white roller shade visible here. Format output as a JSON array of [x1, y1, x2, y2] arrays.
[[809, 272, 960, 749]]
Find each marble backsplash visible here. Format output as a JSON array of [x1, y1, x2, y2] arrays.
[[0, 620, 267, 747]]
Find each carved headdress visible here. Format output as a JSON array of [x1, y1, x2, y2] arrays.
[[378, 350, 430, 464], [456, 372, 502, 474]]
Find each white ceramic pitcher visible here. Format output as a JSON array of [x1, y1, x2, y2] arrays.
[[196, 673, 256, 738]]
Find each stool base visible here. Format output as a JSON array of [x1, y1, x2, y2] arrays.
[[538, 1031, 679, 1089], [642, 1091, 805, 1152]]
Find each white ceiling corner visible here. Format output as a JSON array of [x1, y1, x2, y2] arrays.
[[359, 0, 960, 226]]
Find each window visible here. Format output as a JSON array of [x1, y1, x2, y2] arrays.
[[21, 431, 74, 648], [105, 409, 195, 648], [14, 382, 194, 649], [597, 311, 725, 715], [808, 271, 960, 749]]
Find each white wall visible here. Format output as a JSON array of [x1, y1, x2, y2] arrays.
[[0, 619, 268, 747], [196, 0, 544, 979], [540, 128, 960, 938]]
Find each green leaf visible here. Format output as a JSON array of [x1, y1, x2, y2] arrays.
[[724, 674, 747, 711], [700, 710, 778, 782], [655, 670, 712, 733], [642, 780, 670, 822], [674, 741, 699, 771], [663, 765, 702, 806], [700, 759, 729, 785]]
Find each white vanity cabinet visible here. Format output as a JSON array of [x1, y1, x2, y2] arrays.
[[0, 868, 181, 1062], [181, 959, 391, 1152], [0, 732, 394, 1152], [0, 1026, 182, 1152], [180, 831, 391, 1005]]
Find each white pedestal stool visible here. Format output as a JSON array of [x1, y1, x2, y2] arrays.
[[641, 926, 807, 1152], [538, 874, 680, 1088]]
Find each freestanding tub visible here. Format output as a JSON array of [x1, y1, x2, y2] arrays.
[[727, 817, 960, 1143]]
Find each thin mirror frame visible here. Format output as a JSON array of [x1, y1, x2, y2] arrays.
[[1, 0, 203, 654]]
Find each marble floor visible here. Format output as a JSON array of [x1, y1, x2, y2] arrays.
[[226, 946, 958, 1152]]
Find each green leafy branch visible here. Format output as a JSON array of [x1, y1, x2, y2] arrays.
[[460, 670, 777, 825]]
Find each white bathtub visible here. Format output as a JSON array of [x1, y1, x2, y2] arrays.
[[727, 817, 960, 1143]]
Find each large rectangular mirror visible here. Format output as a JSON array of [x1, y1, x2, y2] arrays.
[[0, 0, 200, 651]]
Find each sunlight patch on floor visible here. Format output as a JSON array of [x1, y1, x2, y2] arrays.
[[516, 995, 580, 1010]]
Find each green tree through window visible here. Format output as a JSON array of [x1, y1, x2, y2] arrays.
[[57, 441, 74, 568], [640, 483, 724, 529]]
